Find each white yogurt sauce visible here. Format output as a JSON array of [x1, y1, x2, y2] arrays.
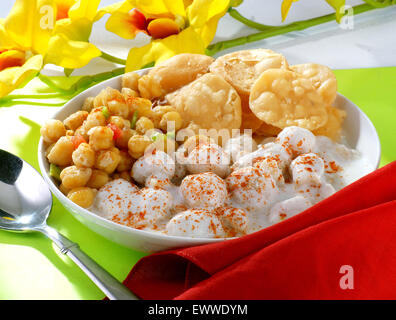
[[92, 126, 372, 238]]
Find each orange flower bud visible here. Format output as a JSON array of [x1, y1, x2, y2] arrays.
[[147, 18, 180, 39], [0, 50, 25, 72]]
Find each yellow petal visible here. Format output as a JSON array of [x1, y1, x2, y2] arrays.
[[187, 0, 230, 47], [281, 0, 299, 22], [325, 0, 346, 23], [68, 0, 101, 21], [125, 26, 205, 72], [0, 54, 43, 97], [55, 17, 93, 42], [54, 0, 101, 42], [105, 3, 148, 40], [45, 33, 101, 69], [4, 0, 57, 55], [94, 1, 127, 22], [187, 0, 230, 27], [0, 19, 18, 50], [129, 0, 186, 18]]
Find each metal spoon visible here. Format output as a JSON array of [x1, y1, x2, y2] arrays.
[[0, 149, 138, 300]]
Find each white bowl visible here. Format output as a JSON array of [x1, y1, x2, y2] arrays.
[[38, 69, 381, 252]]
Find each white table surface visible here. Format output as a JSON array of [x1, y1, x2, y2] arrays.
[[0, 0, 395, 75]]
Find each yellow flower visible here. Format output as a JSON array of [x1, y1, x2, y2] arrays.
[[0, 0, 101, 97], [100, 0, 231, 71], [48, 0, 102, 68]]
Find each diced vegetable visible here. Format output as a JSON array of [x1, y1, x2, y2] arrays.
[[49, 163, 61, 181], [151, 131, 166, 142], [101, 106, 110, 119], [130, 110, 138, 129], [107, 123, 122, 140]]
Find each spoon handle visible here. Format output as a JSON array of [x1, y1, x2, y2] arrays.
[[36, 225, 139, 300]]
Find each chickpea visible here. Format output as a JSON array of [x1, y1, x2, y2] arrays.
[[84, 108, 106, 131], [121, 87, 139, 99], [63, 111, 88, 131], [153, 105, 176, 116], [128, 134, 152, 159], [72, 143, 95, 168], [60, 165, 92, 189], [93, 87, 117, 108], [117, 150, 134, 172], [129, 97, 153, 118], [107, 99, 129, 119], [40, 119, 66, 144], [159, 111, 183, 132], [74, 124, 89, 141], [122, 72, 140, 91], [82, 97, 94, 112], [67, 187, 96, 208], [95, 147, 121, 174], [88, 126, 114, 150], [135, 116, 154, 135], [151, 105, 176, 127], [59, 183, 70, 195], [116, 128, 136, 149], [109, 116, 130, 129], [47, 136, 74, 166], [45, 143, 55, 157], [87, 169, 109, 189], [94, 87, 129, 118]]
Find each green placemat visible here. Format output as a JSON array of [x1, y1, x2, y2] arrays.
[[0, 67, 395, 300]]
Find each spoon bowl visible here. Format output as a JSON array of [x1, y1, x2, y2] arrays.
[[0, 149, 138, 300], [0, 149, 52, 231]]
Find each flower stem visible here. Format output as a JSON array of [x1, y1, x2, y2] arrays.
[[38, 74, 72, 94], [362, 0, 396, 8], [208, 3, 379, 56], [227, 8, 276, 31], [1, 92, 66, 101], [100, 50, 127, 65], [0, 100, 66, 108]]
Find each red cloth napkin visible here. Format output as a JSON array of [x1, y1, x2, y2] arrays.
[[123, 161, 396, 299]]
